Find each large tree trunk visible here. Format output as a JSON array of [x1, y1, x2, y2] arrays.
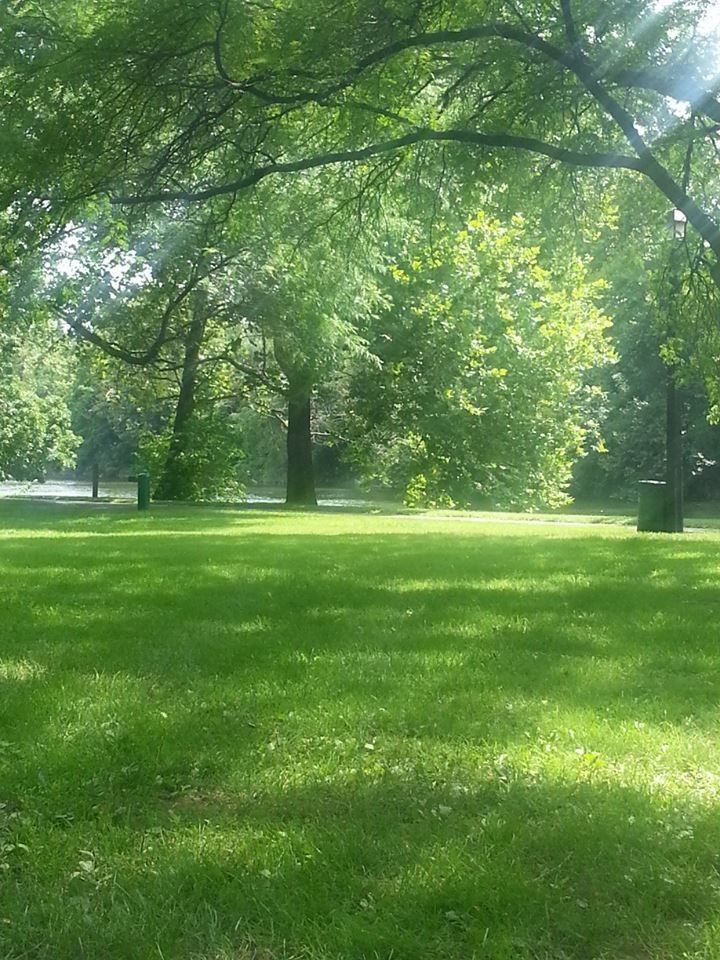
[[285, 375, 317, 506], [154, 304, 206, 501]]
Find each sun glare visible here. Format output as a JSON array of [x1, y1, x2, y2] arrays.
[[654, 0, 720, 38], [700, 6, 720, 39]]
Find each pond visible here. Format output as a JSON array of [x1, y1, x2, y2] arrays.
[[0, 480, 378, 508], [0, 479, 137, 500]]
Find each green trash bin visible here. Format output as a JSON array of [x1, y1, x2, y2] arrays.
[[637, 480, 667, 532], [137, 473, 151, 512]]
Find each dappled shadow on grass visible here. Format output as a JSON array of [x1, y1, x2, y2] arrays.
[[5, 762, 720, 958], [2, 522, 719, 719], [2, 504, 720, 958], [153, 775, 720, 958], [2, 522, 720, 759]]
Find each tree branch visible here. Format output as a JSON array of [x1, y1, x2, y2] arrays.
[[113, 127, 642, 205], [62, 313, 164, 365], [609, 68, 720, 124], [214, 351, 280, 392], [208, 22, 580, 106], [560, 0, 581, 49], [58, 248, 239, 365], [115, 17, 720, 260]]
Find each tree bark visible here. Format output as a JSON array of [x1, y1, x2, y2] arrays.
[[154, 301, 206, 501], [285, 375, 317, 506]]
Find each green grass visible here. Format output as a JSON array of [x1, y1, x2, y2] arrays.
[[2, 501, 720, 959]]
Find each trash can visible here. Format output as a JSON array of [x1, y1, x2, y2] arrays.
[[137, 473, 151, 512], [637, 480, 667, 532]]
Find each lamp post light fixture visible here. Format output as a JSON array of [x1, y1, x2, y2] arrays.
[[668, 207, 688, 241]]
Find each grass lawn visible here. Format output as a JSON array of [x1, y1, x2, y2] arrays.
[[2, 501, 720, 959]]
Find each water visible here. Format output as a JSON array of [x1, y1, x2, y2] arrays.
[[0, 479, 137, 500], [0, 480, 377, 509]]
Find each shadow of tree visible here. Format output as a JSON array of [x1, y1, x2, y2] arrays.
[[7, 763, 720, 958], [1, 505, 720, 958]]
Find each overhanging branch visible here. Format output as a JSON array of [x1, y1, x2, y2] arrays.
[[113, 128, 642, 205], [609, 68, 720, 124], [115, 14, 720, 261]]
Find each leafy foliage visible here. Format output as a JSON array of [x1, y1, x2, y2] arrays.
[[4, 1, 720, 505], [345, 212, 612, 507], [0, 323, 78, 480]]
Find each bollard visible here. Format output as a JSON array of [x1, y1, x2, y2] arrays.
[[137, 472, 151, 511], [637, 479, 668, 532], [92, 462, 99, 500]]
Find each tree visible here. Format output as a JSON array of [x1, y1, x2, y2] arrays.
[[230, 188, 384, 505], [71, 348, 158, 482], [0, 320, 78, 481], [33, 188, 382, 504], [152, 288, 210, 500], [38, 209, 253, 500], [343, 209, 612, 507], [568, 176, 720, 505]]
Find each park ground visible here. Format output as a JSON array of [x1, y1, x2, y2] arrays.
[[1, 501, 720, 959]]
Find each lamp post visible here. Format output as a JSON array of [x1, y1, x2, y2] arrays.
[[665, 209, 686, 533]]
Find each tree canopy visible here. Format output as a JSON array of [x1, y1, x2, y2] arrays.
[[5, 2, 720, 273], [2, 0, 720, 506]]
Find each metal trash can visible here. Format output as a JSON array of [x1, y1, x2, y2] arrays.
[[637, 480, 668, 532], [137, 473, 151, 512]]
